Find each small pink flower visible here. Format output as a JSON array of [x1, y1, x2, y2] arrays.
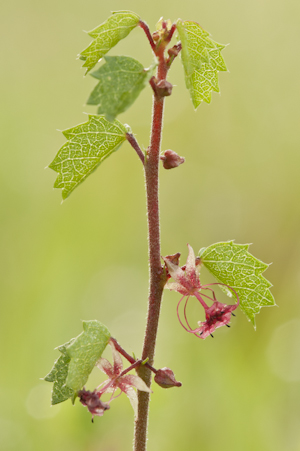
[[193, 299, 238, 339], [96, 341, 151, 418], [163, 244, 239, 339], [162, 244, 201, 295]]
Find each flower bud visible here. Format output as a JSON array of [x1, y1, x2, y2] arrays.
[[154, 368, 182, 389], [156, 80, 173, 97], [152, 31, 160, 42], [160, 149, 185, 169], [168, 44, 181, 58]]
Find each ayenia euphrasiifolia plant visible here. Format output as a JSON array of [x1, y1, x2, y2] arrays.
[[45, 11, 275, 451]]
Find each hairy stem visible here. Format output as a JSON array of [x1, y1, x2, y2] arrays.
[[126, 133, 145, 165], [133, 48, 168, 451]]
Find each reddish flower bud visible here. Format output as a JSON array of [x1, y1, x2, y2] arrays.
[[160, 150, 185, 169], [152, 31, 160, 42], [164, 252, 181, 266], [156, 80, 173, 97], [168, 44, 181, 58], [154, 368, 182, 388]]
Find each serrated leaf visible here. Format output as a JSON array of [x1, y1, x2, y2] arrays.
[[49, 115, 128, 199], [44, 339, 75, 405], [176, 20, 227, 108], [65, 320, 111, 392], [44, 321, 110, 405], [199, 241, 275, 326], [79, 11, 140, 74], [87, 56, 156, 121]]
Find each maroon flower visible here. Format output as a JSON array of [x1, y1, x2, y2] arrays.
[[163, 244, 239, 339], [78, 388, 110, 421], [192, 299, 238, 339]]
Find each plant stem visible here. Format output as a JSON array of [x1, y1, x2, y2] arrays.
[[126, 133, 145, 165], [133, 48, 168, 451]]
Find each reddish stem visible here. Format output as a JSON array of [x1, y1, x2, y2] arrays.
[[165, 23, 177, 44], [149, 76, 158, 96], [126, 133, 145, 165], [133, 47, 169, 451], [110, 337, 158, 374], [139, 20, 156, 52]]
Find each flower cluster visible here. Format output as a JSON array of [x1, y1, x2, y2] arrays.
[[163, 245, 239, 339], [79, 340, 151, 421]]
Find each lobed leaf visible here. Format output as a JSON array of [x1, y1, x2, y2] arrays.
[[79, 10, 140, 74], [176, 20, 227, 108], [49, 115, 128, 199], [199, 241, 275, 326], [44, 340, 75, 405], [44, 321, 111, 405], [87, 56, 156, 121]]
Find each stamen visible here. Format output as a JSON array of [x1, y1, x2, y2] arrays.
[[226, 324, 230, 328], [110, 389, 122, 402], [210, 334, 214, 338], [183, 297, 193, 331], [177, 296, 192, 332], [200, 286, 217, 301], [201, 282, 240, 307], [200, 292, 215, 303], [231, 313, 236, 317]]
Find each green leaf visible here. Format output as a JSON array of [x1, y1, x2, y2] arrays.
[[44, 340, 75, 405], [65, 320, 111, 392], [199, 241, 275, 326], [49, 115, 128, 199], [87, 56, 156, 121], [176, 20, 227, 108], [79, 10, 140, 74], [44, 321, 111, 405]]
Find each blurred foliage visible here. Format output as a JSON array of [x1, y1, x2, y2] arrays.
[[1, 0, 300, 450]]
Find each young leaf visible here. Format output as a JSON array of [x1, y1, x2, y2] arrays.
[[176, 20, 227, 108], [44, 321, 111, 405], [44, 340, 75, 405], [79, 10, 140, 74], [87, 56, 156, 121], [199, 241, 275, 326], [49, 115, 128, 199]]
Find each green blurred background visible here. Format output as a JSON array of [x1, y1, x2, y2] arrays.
[[1, 0, 300, 450]]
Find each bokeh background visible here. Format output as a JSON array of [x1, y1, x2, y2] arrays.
[[1, 0, 300, 450]]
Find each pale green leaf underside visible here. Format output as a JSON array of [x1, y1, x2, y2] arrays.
[[49, 115, 128, 199], [44, 321, 110, 405], [66, 320, 111, 392], [199, 241, 275, 326], [79, 10, 140, 74], [88, 56, 156, 121], [176, 20, 227, 108]]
